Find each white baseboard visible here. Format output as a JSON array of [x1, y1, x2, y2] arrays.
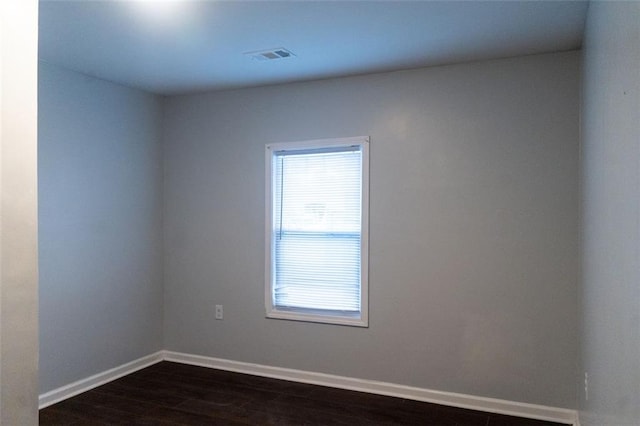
[[38, 351, 164, 409], [39, 349, 578, 425], [163, 350, 578, 425]]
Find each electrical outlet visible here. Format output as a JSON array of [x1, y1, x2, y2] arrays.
[[215, 305, 223, 320], [584, 372, 589, 401]]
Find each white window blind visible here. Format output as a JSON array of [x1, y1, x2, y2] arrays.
[[266, 137, 369, 326]]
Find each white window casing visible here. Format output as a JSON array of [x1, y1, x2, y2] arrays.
[[265, 136, 369, 327]]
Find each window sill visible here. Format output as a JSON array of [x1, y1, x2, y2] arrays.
[[266, 309, 368, 328]]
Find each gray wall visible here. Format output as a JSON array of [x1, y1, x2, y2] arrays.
[[580, 2, 640, 425], [38, 63, 164, 393], [163, 51, 580, 408], [1, 0, 39, 423]]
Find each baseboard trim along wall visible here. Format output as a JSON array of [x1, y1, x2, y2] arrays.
[[39, 350, 578, 425], [38, 351, 164, 409], [163, 351, 578, 425]]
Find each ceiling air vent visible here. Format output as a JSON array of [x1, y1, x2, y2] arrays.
[[245, 48, 296, 61]]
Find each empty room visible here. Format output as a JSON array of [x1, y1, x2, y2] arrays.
[[1, 1, 638, 425]]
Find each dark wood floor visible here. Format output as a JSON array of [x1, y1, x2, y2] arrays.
[[40, 361, 568, 426]]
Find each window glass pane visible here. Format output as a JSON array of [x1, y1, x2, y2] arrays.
[[275, 232, 360, 311]]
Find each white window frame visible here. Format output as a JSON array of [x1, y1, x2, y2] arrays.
[[265, 136, 369, 327]]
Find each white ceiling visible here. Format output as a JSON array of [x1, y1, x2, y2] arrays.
[[38, 1, 589, 95]]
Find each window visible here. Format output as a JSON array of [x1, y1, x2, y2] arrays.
[[265, 136, 369, 327]]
